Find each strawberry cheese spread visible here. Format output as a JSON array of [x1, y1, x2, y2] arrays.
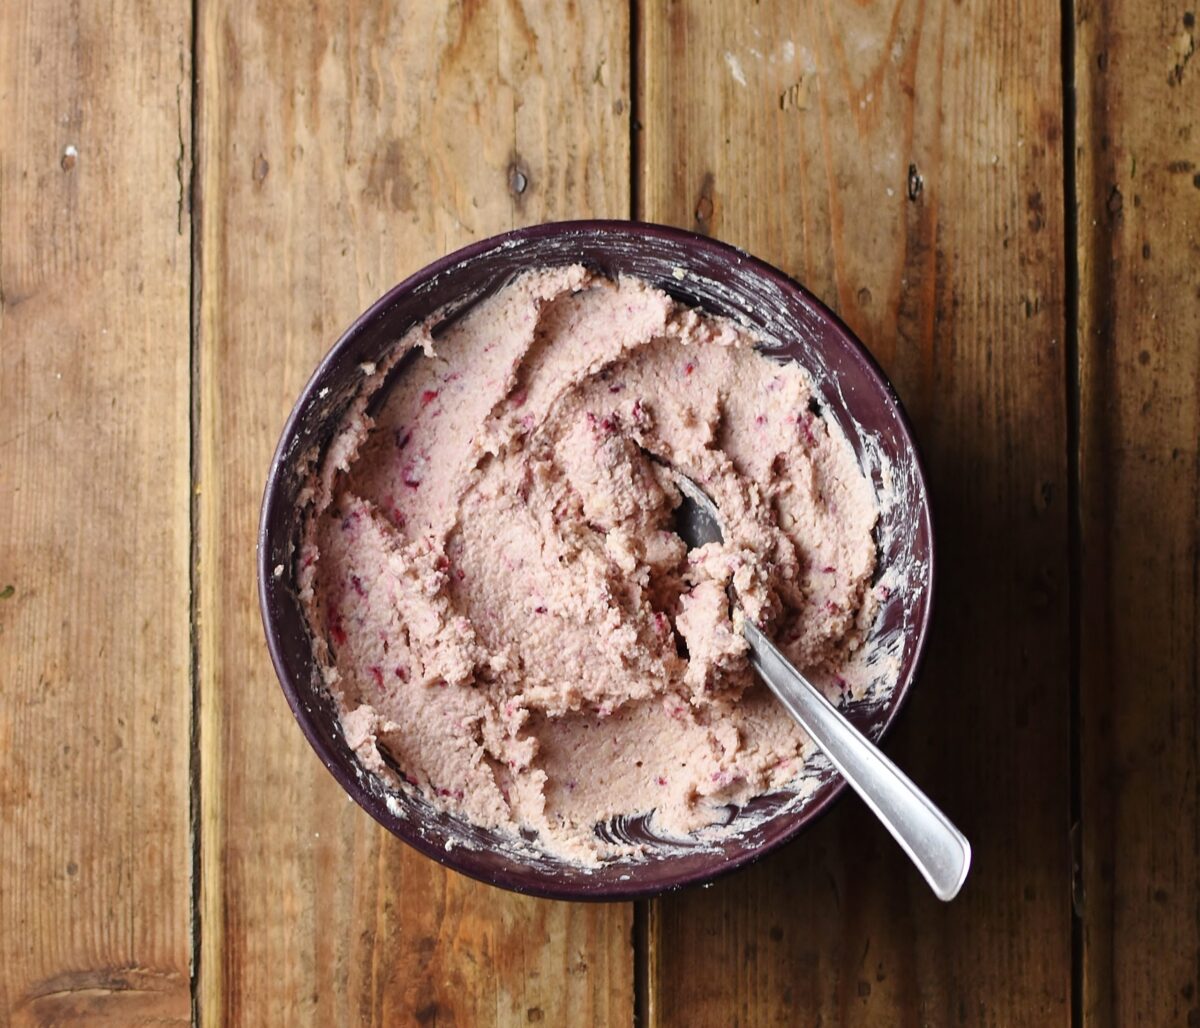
[[298, 266, 881, 863]]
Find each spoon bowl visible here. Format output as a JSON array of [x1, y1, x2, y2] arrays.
[[667, 464, 970, 901]]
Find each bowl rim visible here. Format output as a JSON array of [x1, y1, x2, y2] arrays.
[[258, 218, 936, 901]]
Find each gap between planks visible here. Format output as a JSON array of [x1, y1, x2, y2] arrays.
[[1060, 0, 1084, 1025], [187, 0, 203, 1018]]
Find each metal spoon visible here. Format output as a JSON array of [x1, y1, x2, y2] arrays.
[[671, 470, 971, 901]]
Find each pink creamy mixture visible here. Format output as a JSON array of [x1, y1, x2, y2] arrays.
[[299, 267, 882, 864]]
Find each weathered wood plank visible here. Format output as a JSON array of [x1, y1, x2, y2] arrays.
[[0, 0, 193, 1023], [1076, 2, 1200, 1023], [638, 1, 1070, 1023], [194, 1, 633, 1024]]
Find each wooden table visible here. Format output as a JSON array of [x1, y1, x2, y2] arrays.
[[2, 1, 1196, 1024]]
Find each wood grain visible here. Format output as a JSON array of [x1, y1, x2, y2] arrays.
[[194, 1, 633, 1024], [638, 1, 1071, 1023], [1076, 1, 1200, 1023], [0, 0, 193, 1023], [10, 0, 1194, 1020]]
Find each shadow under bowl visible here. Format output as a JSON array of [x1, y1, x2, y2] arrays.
[[258, 220, 935, 901]]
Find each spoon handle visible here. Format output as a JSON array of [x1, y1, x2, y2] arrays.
[[743, 620, 971, 901]]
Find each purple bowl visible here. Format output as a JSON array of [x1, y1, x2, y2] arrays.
[[258, 220, 934, 901]]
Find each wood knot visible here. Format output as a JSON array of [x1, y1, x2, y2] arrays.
[[15, 966, 188, 1024], [1169, 22, 1194, 84], [414, 1001, 440, 1024], [1026, 190, 1045, 232], [1106, 184, 1124, 220], [907, 163, 923, 201]]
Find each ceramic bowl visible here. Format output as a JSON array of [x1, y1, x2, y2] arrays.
[[258, 221, 934, 900]]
